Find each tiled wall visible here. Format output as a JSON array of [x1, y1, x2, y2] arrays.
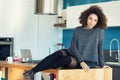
[[62, 26, 120, 50]]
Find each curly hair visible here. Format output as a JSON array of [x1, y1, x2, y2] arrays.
[[79, 5, 107, 29]]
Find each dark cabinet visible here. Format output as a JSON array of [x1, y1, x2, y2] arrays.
[[104, 50, 120, 80], [106, 65, 120, 80], [111, 66, 120, 80]]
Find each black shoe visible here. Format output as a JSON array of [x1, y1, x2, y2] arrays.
[[23, 70, 35, 80]]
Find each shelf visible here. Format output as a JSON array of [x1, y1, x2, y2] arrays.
[[54, 23, 66, 27]]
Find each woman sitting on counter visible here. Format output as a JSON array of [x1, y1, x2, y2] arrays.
[[23, 5, 109, 80]]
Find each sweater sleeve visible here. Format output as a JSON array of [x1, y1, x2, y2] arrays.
[[98, 30, 105, 67], [68, 28, 83, 62]]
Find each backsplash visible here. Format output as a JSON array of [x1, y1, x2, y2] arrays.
[[62, 26, 120, 50]]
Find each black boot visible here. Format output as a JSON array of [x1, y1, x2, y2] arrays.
[[23, 70, 35, 80]]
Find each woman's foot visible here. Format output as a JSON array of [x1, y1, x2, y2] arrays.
[[23, 70, 35, 80]]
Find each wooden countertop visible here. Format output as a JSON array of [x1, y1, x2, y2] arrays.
[[0, 61, 36, 70]]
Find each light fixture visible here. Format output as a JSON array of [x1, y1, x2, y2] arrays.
[[34, 0, 58, 15]]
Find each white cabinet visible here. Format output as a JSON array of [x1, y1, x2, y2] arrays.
[[67, 1, 120, 28]]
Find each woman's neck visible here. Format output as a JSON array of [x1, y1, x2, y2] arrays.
[[84, 26, 93, 29]]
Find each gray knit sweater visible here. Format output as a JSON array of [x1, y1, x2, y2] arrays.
[[68, 26, 104, 67]]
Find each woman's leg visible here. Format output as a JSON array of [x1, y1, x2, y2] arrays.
[[23, 49, 78, 80], [31, 50, 71, 73], [23, 50, 66, 80], [32, 51, 71, 73], [48, 56, 71, 68]]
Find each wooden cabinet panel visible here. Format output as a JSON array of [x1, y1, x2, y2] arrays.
[[0, 67, 5, 78], [8, 68, 25, 80]]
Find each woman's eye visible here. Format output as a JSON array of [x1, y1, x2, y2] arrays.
[[94, 19, 98, 22]]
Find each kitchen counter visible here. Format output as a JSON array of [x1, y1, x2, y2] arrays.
[[0, 61, 36, 80], [105, 62, 120, 67]]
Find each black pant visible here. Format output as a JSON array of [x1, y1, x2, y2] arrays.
[[31, 49, 80, 73]]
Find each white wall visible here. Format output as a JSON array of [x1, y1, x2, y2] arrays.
[[0, 0, 62, 59], [67, 1, 120, 28]]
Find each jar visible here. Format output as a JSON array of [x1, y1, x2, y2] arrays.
[[57, 16, 63, 23]]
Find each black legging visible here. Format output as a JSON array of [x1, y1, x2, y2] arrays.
[[31, 49, 80, 73]]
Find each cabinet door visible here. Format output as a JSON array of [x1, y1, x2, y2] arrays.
[[112, 67, 120, 80], [0, 67, 5, 78], [8, 68, 26, 80]]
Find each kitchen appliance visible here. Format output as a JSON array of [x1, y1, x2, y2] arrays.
[[0, 37, 14, 60]]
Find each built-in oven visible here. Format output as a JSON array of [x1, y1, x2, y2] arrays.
[[0, 37, 14, 60]]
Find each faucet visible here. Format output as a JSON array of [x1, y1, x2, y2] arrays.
[[109, 38, 120, 63]]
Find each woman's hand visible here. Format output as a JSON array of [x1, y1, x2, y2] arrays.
[[80, 62, 90, 72]]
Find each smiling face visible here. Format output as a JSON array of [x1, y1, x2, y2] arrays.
[[86, 13, 98, 29]]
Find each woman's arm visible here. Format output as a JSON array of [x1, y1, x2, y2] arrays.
[[98, 30, 105, 67], [69, 28, 83, 62]]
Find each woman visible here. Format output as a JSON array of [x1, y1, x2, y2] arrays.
[[23, 5, 109, 80]]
